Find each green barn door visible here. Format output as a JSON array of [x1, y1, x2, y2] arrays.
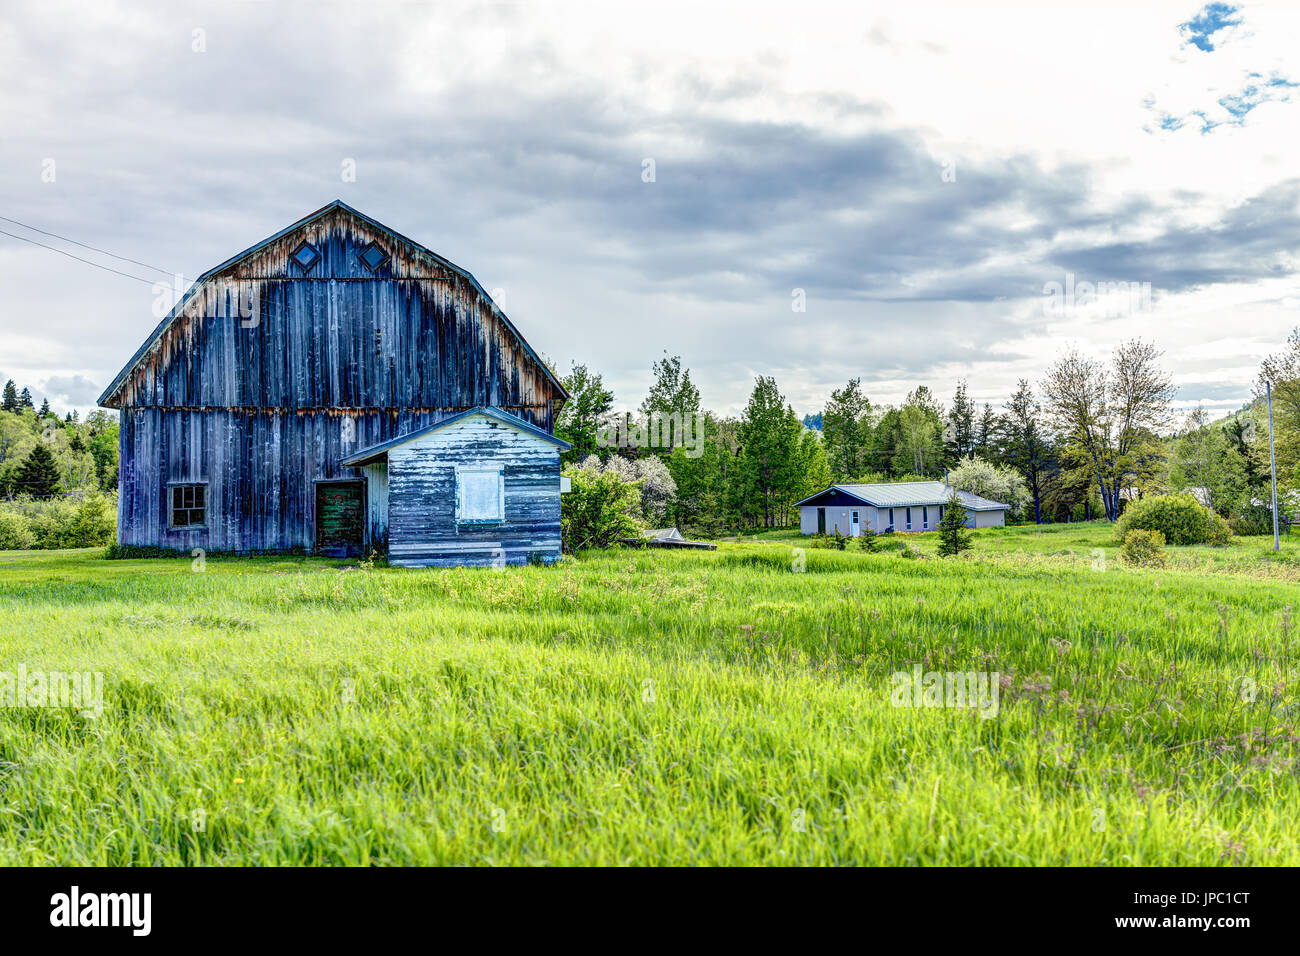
[[315, 482, 364, 557]]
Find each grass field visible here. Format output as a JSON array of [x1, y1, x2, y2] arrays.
[[1, 523, 1298, 865]]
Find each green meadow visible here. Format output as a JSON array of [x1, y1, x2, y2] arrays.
[[1, 523, 1297, 865]]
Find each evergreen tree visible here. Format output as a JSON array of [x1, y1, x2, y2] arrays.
[[18, 387, 33, 409], [1, 381, 18, 412], [936, 493, 973, 556], [944, 380, 976, 461], [39, 398, 50, 417], [975, 403, 998, 458], [14, 442, 62, 498], [1002, 379, 1053, 524]]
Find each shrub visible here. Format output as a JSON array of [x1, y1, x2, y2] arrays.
[[561, 465, 642, 552], [857, 526, 879, 553], [1230, 503, 1273, 537], [1206, 511, 1233, 547], [1120, 529, 1167, 568], [0, 510, 35, 550], [1114, 493, 1226, 546], [936, 493, 973, 557], [65, 493, 116, 547], [830, 529, 847, 551]]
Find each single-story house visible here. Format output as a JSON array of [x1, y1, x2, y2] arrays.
[[795, 481, 1009, 535]]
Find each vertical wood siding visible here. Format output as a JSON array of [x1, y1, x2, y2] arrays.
[[109, 207, 562, 554]]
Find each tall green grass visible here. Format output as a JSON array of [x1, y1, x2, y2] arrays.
[[0, 533, 1296, 865]]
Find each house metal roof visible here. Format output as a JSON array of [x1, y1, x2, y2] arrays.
[[97, 200, 568, 407], [339, 405, 572, 467], [795, 481, 1009, 512]]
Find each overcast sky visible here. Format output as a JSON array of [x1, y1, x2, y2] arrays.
[[1, 0, 1297, 420]]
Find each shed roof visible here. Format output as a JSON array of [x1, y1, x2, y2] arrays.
[[97, 200, 568, 407], [340, 405, 572, 467], [795, 481, 1009, 511]]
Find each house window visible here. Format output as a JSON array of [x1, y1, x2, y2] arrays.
[[456, 467, 503, 524], [905, 507, 912, 530], [922, 506, 929, 527], [170, 483, 207, 528], [939, 505, 944, 521], [888, 508, 894, 529]]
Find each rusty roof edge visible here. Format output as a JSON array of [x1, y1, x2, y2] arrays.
[[97, 200, 569, 408]]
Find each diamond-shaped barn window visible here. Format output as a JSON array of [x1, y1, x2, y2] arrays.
[[290, 241, 320, 272], [358, 241, 390, 273]]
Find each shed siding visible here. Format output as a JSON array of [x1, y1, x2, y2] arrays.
[[386, 415, 561, 567]]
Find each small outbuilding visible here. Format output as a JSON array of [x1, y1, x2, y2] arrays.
[[795, 481, 1009, 536], [340, 406, 571, 567]]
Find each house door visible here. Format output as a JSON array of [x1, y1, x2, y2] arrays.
[[316, 481, 364, 557], [851, 511, 860, 536], [817, 508, 826, 534]]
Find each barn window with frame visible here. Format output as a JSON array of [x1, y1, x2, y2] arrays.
[[169, 483, 207, 528], [456, 467, 504, 524]]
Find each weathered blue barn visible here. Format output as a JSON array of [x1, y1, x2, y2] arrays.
[[99, 201, 570, 566]]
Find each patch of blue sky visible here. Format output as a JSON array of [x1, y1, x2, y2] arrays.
[[1178, 2, 1242, 52]]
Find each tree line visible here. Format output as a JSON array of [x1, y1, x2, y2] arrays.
[[0, 380, 119, 499], [553, 334, 1300, 536]]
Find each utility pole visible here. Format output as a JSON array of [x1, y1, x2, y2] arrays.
[[1268, 379, 1280, 552]]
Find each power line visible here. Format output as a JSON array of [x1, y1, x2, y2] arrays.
[[0, 214, 178, 277], [0, 227, 164, 286]]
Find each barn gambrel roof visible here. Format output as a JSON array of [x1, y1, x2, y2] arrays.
[[97, 200, 567, 407]]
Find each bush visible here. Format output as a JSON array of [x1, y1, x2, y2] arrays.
[[1230, 503, 1274, 537], [1, 493, 118, 549], [0, 510, 35, 549], [1114, 493, 1228, 546], [1206, 511, 1233, 547], [66, 493, 116, 547], [561, 465, 642, 552], [1120, 529, 1167, 568]]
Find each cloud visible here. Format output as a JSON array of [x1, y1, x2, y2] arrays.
[[42, 374, 103, 407], [0, 0, 1298, 421]]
